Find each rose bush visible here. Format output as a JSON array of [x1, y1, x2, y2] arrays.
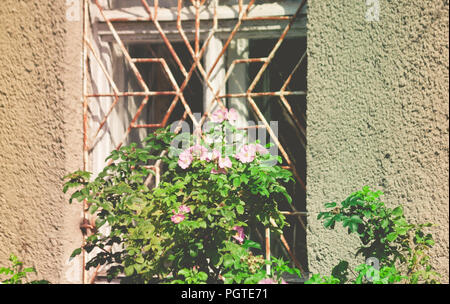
[[64, 108, 301, 283]]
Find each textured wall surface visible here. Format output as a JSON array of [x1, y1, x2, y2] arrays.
[[306, 0, 449, 282], [0, 0, 83, 283]]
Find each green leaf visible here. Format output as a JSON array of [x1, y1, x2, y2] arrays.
[[349, 222, 359, 233], [233, 178, 240, 188], [197, 272, 208, 282], [324, 202, 337, 208], [350, 215, 363, 224], [242, 239, 261, 250], [425, 239, 435, 246], [324, 218, 335, 229], [386, 232, 398, 242], [189, 249, 198, 258], [392, 206, 403, 217], [69, 248, 82, 261], [124, 265, 135, 276], [23, 267, 36, 273], [223, 254, 234, 268], [178, 268, 190, 277], [236, 205, 244, 215], [396, 226, 409, 235]]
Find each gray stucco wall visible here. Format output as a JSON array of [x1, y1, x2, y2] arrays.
[[306, 0, 449, 282], [0, 0, 83, 283]]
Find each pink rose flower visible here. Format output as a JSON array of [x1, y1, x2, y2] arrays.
[[235, 144, 256, 163], [254, 144, 269, 155], [171, 213, 186, 224], [227, 108, 239, 125], [258, 278, 287, 284], [178, 149, 193, 169], [178, 205, 191, 214], [218, 156, 232, 169], [188, 144, 209, 161], [232, 226, 245, 244], [258, 278, 277, 284], [206, 149, 221, 162], [210, 108, 228, 124]]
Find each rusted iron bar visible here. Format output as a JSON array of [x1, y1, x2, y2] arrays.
[[245, 16, 291, 21], [218, 91, 306, 98], [247, 0, 307, 93], [265, 228, 271, 275], [269, 218, 305, 273], [246, 95, 307, 232], [176, 0, 226, 123], [141, 0, 188, 77], [94, 0, 153, 152], [95, 0, 149, 93], [194, 0, 200, 56], [280, 94, 307, 140], [280, 211, 308, 216], [205, 0, 256, 80], [81, 0, 89, 285], [198, 57, 267, 128], [236, 125, 266, 130], [132, 123, 162, 128], [246, 96, 305, 191], [280, 50, 307, 92], [84, 38, 121, 143], [86, 92, 177, 97]]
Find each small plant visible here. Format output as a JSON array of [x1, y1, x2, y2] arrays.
[[0, 254, 49, 284], [309, 186, 441, 284]]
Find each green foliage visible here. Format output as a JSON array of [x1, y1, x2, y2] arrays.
[[353, 263, 404, 284], [315, 186, 441, 284], [171, 268, 209, 284], [64, 121, 296, 284], [0, 254, 49, 284], [219, 240, 301, 284], [304, 274, 340, 284], [220, 240, 267, 284]]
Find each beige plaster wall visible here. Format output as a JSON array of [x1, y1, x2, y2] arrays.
[[0, 0, 83, 283], [306, 0, 449, 282]]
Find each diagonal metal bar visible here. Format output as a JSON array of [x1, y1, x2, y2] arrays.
[[84, 37, 121, 148], [247, 0, 307, 93], [205, 0, 256, 80], [176, 0, 227, 117], [141, 0, 188, 77]]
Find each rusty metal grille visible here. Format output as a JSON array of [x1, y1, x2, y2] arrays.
[[82, 0, 308, 284]]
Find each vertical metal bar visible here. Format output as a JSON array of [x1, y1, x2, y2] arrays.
[[265, 228, 271, 275], [84, 38, 121, 142], [81, 0, 89, 285], [194, 0, 200, 56]]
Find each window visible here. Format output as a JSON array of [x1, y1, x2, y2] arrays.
[[83, 0, 307, 283]]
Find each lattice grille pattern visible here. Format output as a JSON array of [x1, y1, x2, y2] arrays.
[[82, 0, 307, 283]]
